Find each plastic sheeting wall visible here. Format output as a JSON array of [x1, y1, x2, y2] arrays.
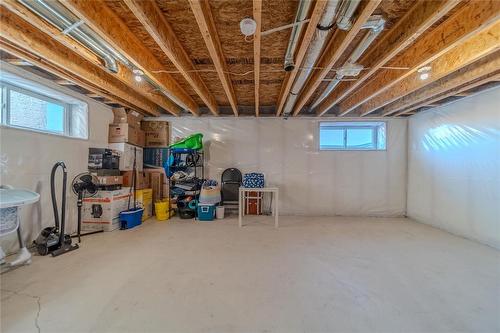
[[0, 63, 113, 254], [167, 117, 408, 217], [407, 86, 500, 249]]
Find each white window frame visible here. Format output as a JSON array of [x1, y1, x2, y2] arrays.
[[318, 121, 387, 151], [0, 81, 86, 139]]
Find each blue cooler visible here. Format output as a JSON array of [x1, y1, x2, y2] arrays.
[[197, 204, 215, 221]]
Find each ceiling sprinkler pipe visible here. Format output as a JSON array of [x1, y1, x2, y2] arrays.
[[283, 0, 312, 72], [282, 0, 341, 115], [336, 0, 362, 31]]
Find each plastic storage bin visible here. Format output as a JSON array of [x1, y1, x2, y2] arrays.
[[119, 208, 144, 229], [197, 204, 215, 221]]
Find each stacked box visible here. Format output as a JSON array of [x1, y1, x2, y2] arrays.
[[121, 170, 150, 189], [109, 143, 143, 171], [143, 148, 169, 167], [135, 188, 153, 221], [82, 188, 131, 232], [141, 121, 170, 147]]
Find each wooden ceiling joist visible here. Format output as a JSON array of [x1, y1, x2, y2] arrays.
[[189, 0, 238, 116], [357, 22, 500, 117], [381, 52, 500, 117], [253, 0, 262, 117], [4, 58, 32, 66], [123, 0, 218, 116], [275, 0, 328, 116], [315, 0, 460, 117], [292, 0, 381, 116], [0, 8, 160, 116], [337, 0, 500, 117], [394, 74, 500, 117], [1, 0, 180, 116], [61, 0, 199, 116], [55, 79, 75, 85]]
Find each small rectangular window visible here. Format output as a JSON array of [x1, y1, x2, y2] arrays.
[[0, 73, 88, 139], [319, 121, 386, 151]]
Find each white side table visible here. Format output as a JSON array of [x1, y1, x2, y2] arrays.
[[238, 187, 279, 228]]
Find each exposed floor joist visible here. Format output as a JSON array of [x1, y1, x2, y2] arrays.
[[381, 52, 500, 116], [124, 0, 218, 116], [292, 0, 381, 116], [337, 0, 500, 117], [275, 0, 328, 116], [189, 0, 239, 116], [358, 21, 500, 116], [315, 0, 460, 117], [61, 0, 198, 116], [0, 8, 161, 116], [2, 0, 180, 116], [253, 0, 262, 117]]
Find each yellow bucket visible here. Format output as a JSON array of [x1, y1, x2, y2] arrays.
[[154, 199, 170, 221]]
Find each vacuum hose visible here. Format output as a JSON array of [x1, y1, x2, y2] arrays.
[[50, 161, 67, 246]]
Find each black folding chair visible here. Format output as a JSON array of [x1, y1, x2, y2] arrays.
[[221, 168, 242, 212]]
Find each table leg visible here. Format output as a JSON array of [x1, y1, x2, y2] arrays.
[[238, 190, 242, 227], [274, 191, 279, 229]]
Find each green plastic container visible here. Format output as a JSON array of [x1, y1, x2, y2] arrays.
[[169, 133, 203, 150]]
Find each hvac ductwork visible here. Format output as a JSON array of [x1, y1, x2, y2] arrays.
[[282, 0, 342, 115], [283, 0, 312, 72], [19, 0, 128, 73], [310, 15, 386, 110], [336, 0, 362, 31]]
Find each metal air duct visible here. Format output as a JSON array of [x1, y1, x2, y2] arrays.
[[310, 15, 386, 109], [19, 0, 127, 73], [281, 0, 342, 115], [283, 0, 313, 72], [336, 0, 362, 30]]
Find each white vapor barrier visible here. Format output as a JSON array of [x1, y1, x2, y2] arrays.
[[407, 86, 500, 249], [0, 63, 113, 254], [167, 117, 407, 217]]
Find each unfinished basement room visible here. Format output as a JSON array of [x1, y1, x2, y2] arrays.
[[0, 0, 499, 332]]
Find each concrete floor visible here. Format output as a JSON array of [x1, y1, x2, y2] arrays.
[[1, 216, 499, 333]]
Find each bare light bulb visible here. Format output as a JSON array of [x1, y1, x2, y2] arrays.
[[134, 75, 142, 82], [240, 18, 257, 36], [419, 73, 430, 80]]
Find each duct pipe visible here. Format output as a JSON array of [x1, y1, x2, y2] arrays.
[[283, 0, 312, 72], [336, 0, 362, 30], [19, 0, 124, 73], [281, 0, 342, 115], [310, 15, 386, 109]]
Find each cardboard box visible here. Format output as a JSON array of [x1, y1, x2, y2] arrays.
[[82, 188, 131, 232], [109, 123, 145, 147], [97, 175, 123, 186], [112, 108, 143, 128], [135, 188, 153, 221], [109, 143, 143, 171], [88, 148, 120, 170], [121, 170, 150, 189], [144, 168, 167, 203], [89, 169, 121, 176], [141, 121, 170, 147], [143, 148, 169, 167]]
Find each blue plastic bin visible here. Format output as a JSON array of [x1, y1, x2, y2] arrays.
[[119, 208, 144, 229], [197, 204, 215, 221]]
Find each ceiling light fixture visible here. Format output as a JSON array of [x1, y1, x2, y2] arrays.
[[417, 66, 432, 80], [133, 68, 144, 82], [240, 18, 257, 36]]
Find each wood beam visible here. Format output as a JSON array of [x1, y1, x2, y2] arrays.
[[338, 0, 500, 116], [188, 0, 238, 116], [358, 22, 500, 116], [253, 0, 262, 117], [123, 0, 218, 116], [292, 0, 381, 116], [315, 0, 459, 117], [61, 0, 199, 116], [86, 93, 102, 98], [55, 79, 75, 85], [2, 0, 180, 116], [4, 58, 32, 66], [381, 52, 500, 116], [275, 0, 328, 116], [0, 8, 161, 116]]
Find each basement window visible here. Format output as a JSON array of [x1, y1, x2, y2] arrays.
[[0, 72, 88, 139], [319, 121, 386, 151]]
